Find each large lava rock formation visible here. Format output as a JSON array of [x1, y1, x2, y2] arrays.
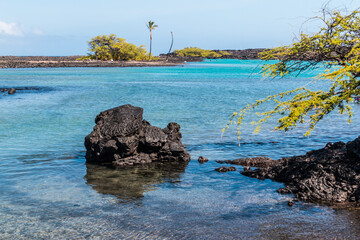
[[230, 137, 360, 204], [85, 104, 190, 167]]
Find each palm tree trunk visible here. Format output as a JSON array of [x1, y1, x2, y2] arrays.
[[166, 32, 174, 61], [149, 31, 152, 61]]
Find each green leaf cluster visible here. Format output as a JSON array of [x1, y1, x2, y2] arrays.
[[225, 9, 360, 139], [78, 34, 153, 61], [174, 47, 229, 58]]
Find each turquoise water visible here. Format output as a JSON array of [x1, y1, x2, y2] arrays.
[[1, 59, 360, 239]]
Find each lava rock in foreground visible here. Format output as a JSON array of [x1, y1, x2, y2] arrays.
[[85, 104, 191, 167], [238, 137, 360, 204]]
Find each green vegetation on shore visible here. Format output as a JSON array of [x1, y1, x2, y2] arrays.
[[78, 34, 157, 61], [174, 47, 229, 58], [226, 9, 360, 138]]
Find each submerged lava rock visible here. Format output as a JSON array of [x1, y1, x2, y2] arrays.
[[238, 137, 360, 204], [215, 166, 236, 172], [85, 104, 191, 167], [8, 88, 16, 95], [198, 156, 209, 163]]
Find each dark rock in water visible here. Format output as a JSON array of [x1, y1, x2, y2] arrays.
[[1, 87, 48, 95], [288, 201, 295, 207], [84, 104, 191, 167], [8, 88, 16, 95], [215, 166, 236, 172], [198, 156, 209, 163], [239, 136, 360, 205], [216, 156, 276, 168], [243, 166, 251, 171]]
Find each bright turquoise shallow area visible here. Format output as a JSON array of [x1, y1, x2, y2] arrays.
[[1, 59, 360, 239]]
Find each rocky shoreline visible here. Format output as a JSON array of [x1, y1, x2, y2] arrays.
[[0, 49, 266, 68], [220, 137, 360, 206], [0, 56, 183, 69]]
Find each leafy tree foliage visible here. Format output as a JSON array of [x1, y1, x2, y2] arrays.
[[79, 34, 151, 61], [225, 9, 360, 138], [174, 47, 229, 58]]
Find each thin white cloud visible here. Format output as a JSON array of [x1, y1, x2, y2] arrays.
[[0, 21, 24, 36], [32, 28, 44, 36]]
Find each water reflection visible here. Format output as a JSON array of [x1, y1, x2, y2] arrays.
[[85, 162, 188, 201]]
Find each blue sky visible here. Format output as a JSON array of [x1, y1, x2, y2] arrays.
[[0, 0, 358, 56]]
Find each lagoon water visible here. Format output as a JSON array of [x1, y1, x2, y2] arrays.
[[1, 59, 360, 239]]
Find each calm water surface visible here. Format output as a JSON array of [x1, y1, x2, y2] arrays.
[[1, 59, 360, 239]]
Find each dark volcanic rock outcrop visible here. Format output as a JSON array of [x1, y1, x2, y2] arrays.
[[216, 156, 276, 168], [238, 137, 360, 204], [85, 104, 190, 167]]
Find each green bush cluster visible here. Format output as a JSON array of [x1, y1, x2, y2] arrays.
[[78, 34, 156, 61], [174, 47, 229, 58]]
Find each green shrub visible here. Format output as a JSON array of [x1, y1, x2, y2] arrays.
[[78, 34, 153, 61], [174, 47, 228, 58]]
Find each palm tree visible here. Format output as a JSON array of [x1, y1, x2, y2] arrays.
[[146, 21, 158, 60], [166, 32, 174, 61]]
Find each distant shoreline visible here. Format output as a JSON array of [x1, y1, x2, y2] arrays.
[[161, 49, 266, 61], [0, 49, 265, 69], [0, 56, 183, 69]]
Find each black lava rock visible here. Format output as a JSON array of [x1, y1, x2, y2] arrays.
[[8, 88, 16, 94], [198, 156, 209, 163], [215, 166, 236, 172], [240, 136, 360, 205], [84, 104, 191, 167]]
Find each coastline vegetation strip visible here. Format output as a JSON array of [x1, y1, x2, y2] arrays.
[[173, 47, 229, 58]]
